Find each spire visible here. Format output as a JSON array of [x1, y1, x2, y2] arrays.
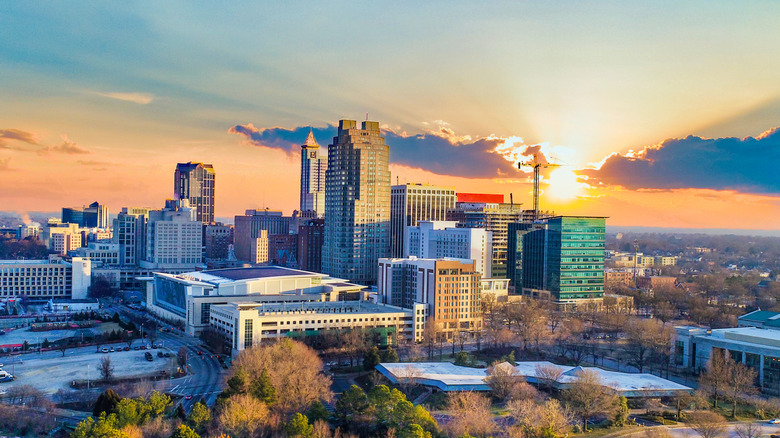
[[303, 128, 318, 147]]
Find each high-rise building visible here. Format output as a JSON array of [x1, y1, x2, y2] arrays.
[[511, 216, 606, 304], [62, 201, 110, 229], [390, 184, 456, 257], [298, 218, 324, 273], [447, 197, 523, 279], [322, 120, 391, 285], [250, 230, 269, 265], [300, 130, 327, 217], [233, 209, 294, 263], [377, 257, 485, 338], [174, 162, 216, 224], [140, 201, 203, 270], [113, 207, 150, 267], [42, 222, 82, 255], [407, 221, 492, 277]]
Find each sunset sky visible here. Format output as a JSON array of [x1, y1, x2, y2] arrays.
[[1, 2, 779, 230]]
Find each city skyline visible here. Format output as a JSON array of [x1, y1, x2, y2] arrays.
[[2, 2, 779, 230]]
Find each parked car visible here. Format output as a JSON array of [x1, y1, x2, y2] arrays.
[[768, 419, 780, 424], [157, 351, 164, 358], [140, 346, 146, 350], [164, 352, 171, 358], [123, 346, 130, 351], [144, 352, 153, 361], [101, 348, 109, 353], [133, 346, 140, 350], [109, 347, 115, 352]]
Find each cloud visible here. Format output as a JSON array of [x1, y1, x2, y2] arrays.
[[96, 92, 155, 104], [77, 160, 112, 167], [581, 127, 780, 194], [228, 122, 560, 179], [0, 129, 40, 149], [40, 135, 91, 155]]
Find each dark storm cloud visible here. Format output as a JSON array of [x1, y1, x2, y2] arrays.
[[228, 123, 529, 178], [582, 127, 780, 193]]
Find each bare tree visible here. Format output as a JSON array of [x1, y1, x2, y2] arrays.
[[687, 411, 727, 438], [700, 352, 729, 409], [395, 365, 421, 397], [725, 361, 758, 418], [534, 363, 563, 391], [445, 391, 496, 438], [98, 356, 114, 381], [623, 318, 671, 373], [507, 398, 572, 438], [422, 320, 437, 359], [734, 422, 762, 438], [177, 346, 188, 368], [485, 362, 537, 401], [562, 369, 618, 431]]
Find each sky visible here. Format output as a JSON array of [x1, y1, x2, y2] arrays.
[[1, 1, 779, 229]]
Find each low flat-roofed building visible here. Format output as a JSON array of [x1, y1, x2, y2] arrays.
[[675, 325, 780, 395], [211, 300, 424, 357], [0, 256, 90, 300], [377, 361, 692, 397], [47, 297, 100, 312], [144, 266, 367, 336], [738, 309, 780, 331], [636, 275, 676, 291]]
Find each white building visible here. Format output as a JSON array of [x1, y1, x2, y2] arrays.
[[300, 130, 328, 217], [70, 242, 121, 266], [407, 221, 492, 277], [114, 207, 151, 267], [140, 201, 202, 270], [42, 222, 82, 255], [0, 256, 91, 300], [390, 184, 456, 258], [211, 300, 422, 356], [144, 266, 369, 336]]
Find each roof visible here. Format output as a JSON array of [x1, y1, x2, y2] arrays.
[[457, 193, 504, 203], [303, 129, 319, 147], [195, 266, 321, 282], [377, 361, 692, 396], [739, 309, 780, 323]]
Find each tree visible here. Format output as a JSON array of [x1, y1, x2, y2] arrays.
[[89, 276, 115, 299], [381, 346, 399, 363], [699, 352, 729, 409], [217, 394, 269, 438], [562, 369, 618, 431], [72, 413, 128, 438], [725, 360, 758, 418], [287, 413, 314, 437], [507, 398, 572, 438], [186, 402, 210, 432], [614, 396, 629, 426], [248, 368, 276, 406], [94, 389, 122, 417], [622, 318, 671, 373], [230, 338, 332, 416], [687, 411, 727, 438], [422, 320, 437, 359], [170, 424, 200, 438], [306, 400, 330, 424], [734, 422, 762, 438], [177, 346, 188, 368], [363, 346, 382, 371], [42, 338, 50, 349], [484, 361, 537, 401], [534, 363, 563, 391], [445, 391, 496, 438], [334, 385, 369, 424], [99, 356, 114, 381]]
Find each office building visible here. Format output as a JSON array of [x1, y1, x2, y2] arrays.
[[605, 269, 633, 286], [269, 234, 298, 268], [69, 242, 120, 266], [0, 256, 91, 300], [407, 221, 492, 277], [42, 222, 83, 255], [675, 325, 780, 395], [249, 230, 270, 265], [62, 201, 110, 229], [174, 162, 216, 224], [739, 310, 780, 331], [17, 224, 41, 240], [636, 276, 676, 291], [377, 257, 488, 339], [300, 130, 328, 217], [211, 300, 419, 356], [205, 223, 234, 260], [143, 266, 368, 336], [512, 216, 606, 304], [298, 218, 324, 273], [322, 120, 391, 285], [390, 184, 456, 257], [447, 197, 522, 279], [234, 210, 294, 262], [140, 201, 203, 270], [113, 207, 150, 267]]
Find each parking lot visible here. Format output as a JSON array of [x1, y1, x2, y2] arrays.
[[0, 346, 175, 394]]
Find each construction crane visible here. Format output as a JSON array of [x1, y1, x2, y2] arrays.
[[518, 153, 561, 222]]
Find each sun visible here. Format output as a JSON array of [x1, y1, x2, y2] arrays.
[[545, 168, 587, 201]]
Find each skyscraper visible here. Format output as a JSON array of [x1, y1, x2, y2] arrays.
[[322, 120, 391, 285], [233, 209, 294, 263], [300, 130, 327, 217], [62, 201, 110, 229], [390, 183, 456, 257], [174, 162, 215, 224]]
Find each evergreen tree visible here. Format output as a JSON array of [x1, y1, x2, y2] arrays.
[[286, 413, 314, 437], [249, 368, 277, 405], [306, 400, 330, 423], [175, 404, 186, 420], [381, 346, 399, 363], [363, 346, 382, 371], [93, 389, 122, 417], [170, 424, 200, 438]]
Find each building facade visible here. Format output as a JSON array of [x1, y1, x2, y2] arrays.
[[390, 184, 456, 257], [322, 120, 391, 285], [140, 202, 203, 270], [447, 201, 523, 279], [513, 216, 606, 304], [62, 201, 110, 229], [42, 222, 83, 255], [377, 257, 485, 339], [0, 256, 91, 300], [269, 234, 298, 268], [234, 210, 294, 263], [298, 218, 324, 273], [205, 223, 234, 260], [407, 221, 492, 277], [113, 207, 150, 267], [300, 130, 328, 217], [174, 162, 215, 224]]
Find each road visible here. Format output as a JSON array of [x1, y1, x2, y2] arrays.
[[636, 421, 780, 438]]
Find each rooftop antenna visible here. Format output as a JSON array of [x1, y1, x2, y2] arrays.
[[366, 113, 369, 121]]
